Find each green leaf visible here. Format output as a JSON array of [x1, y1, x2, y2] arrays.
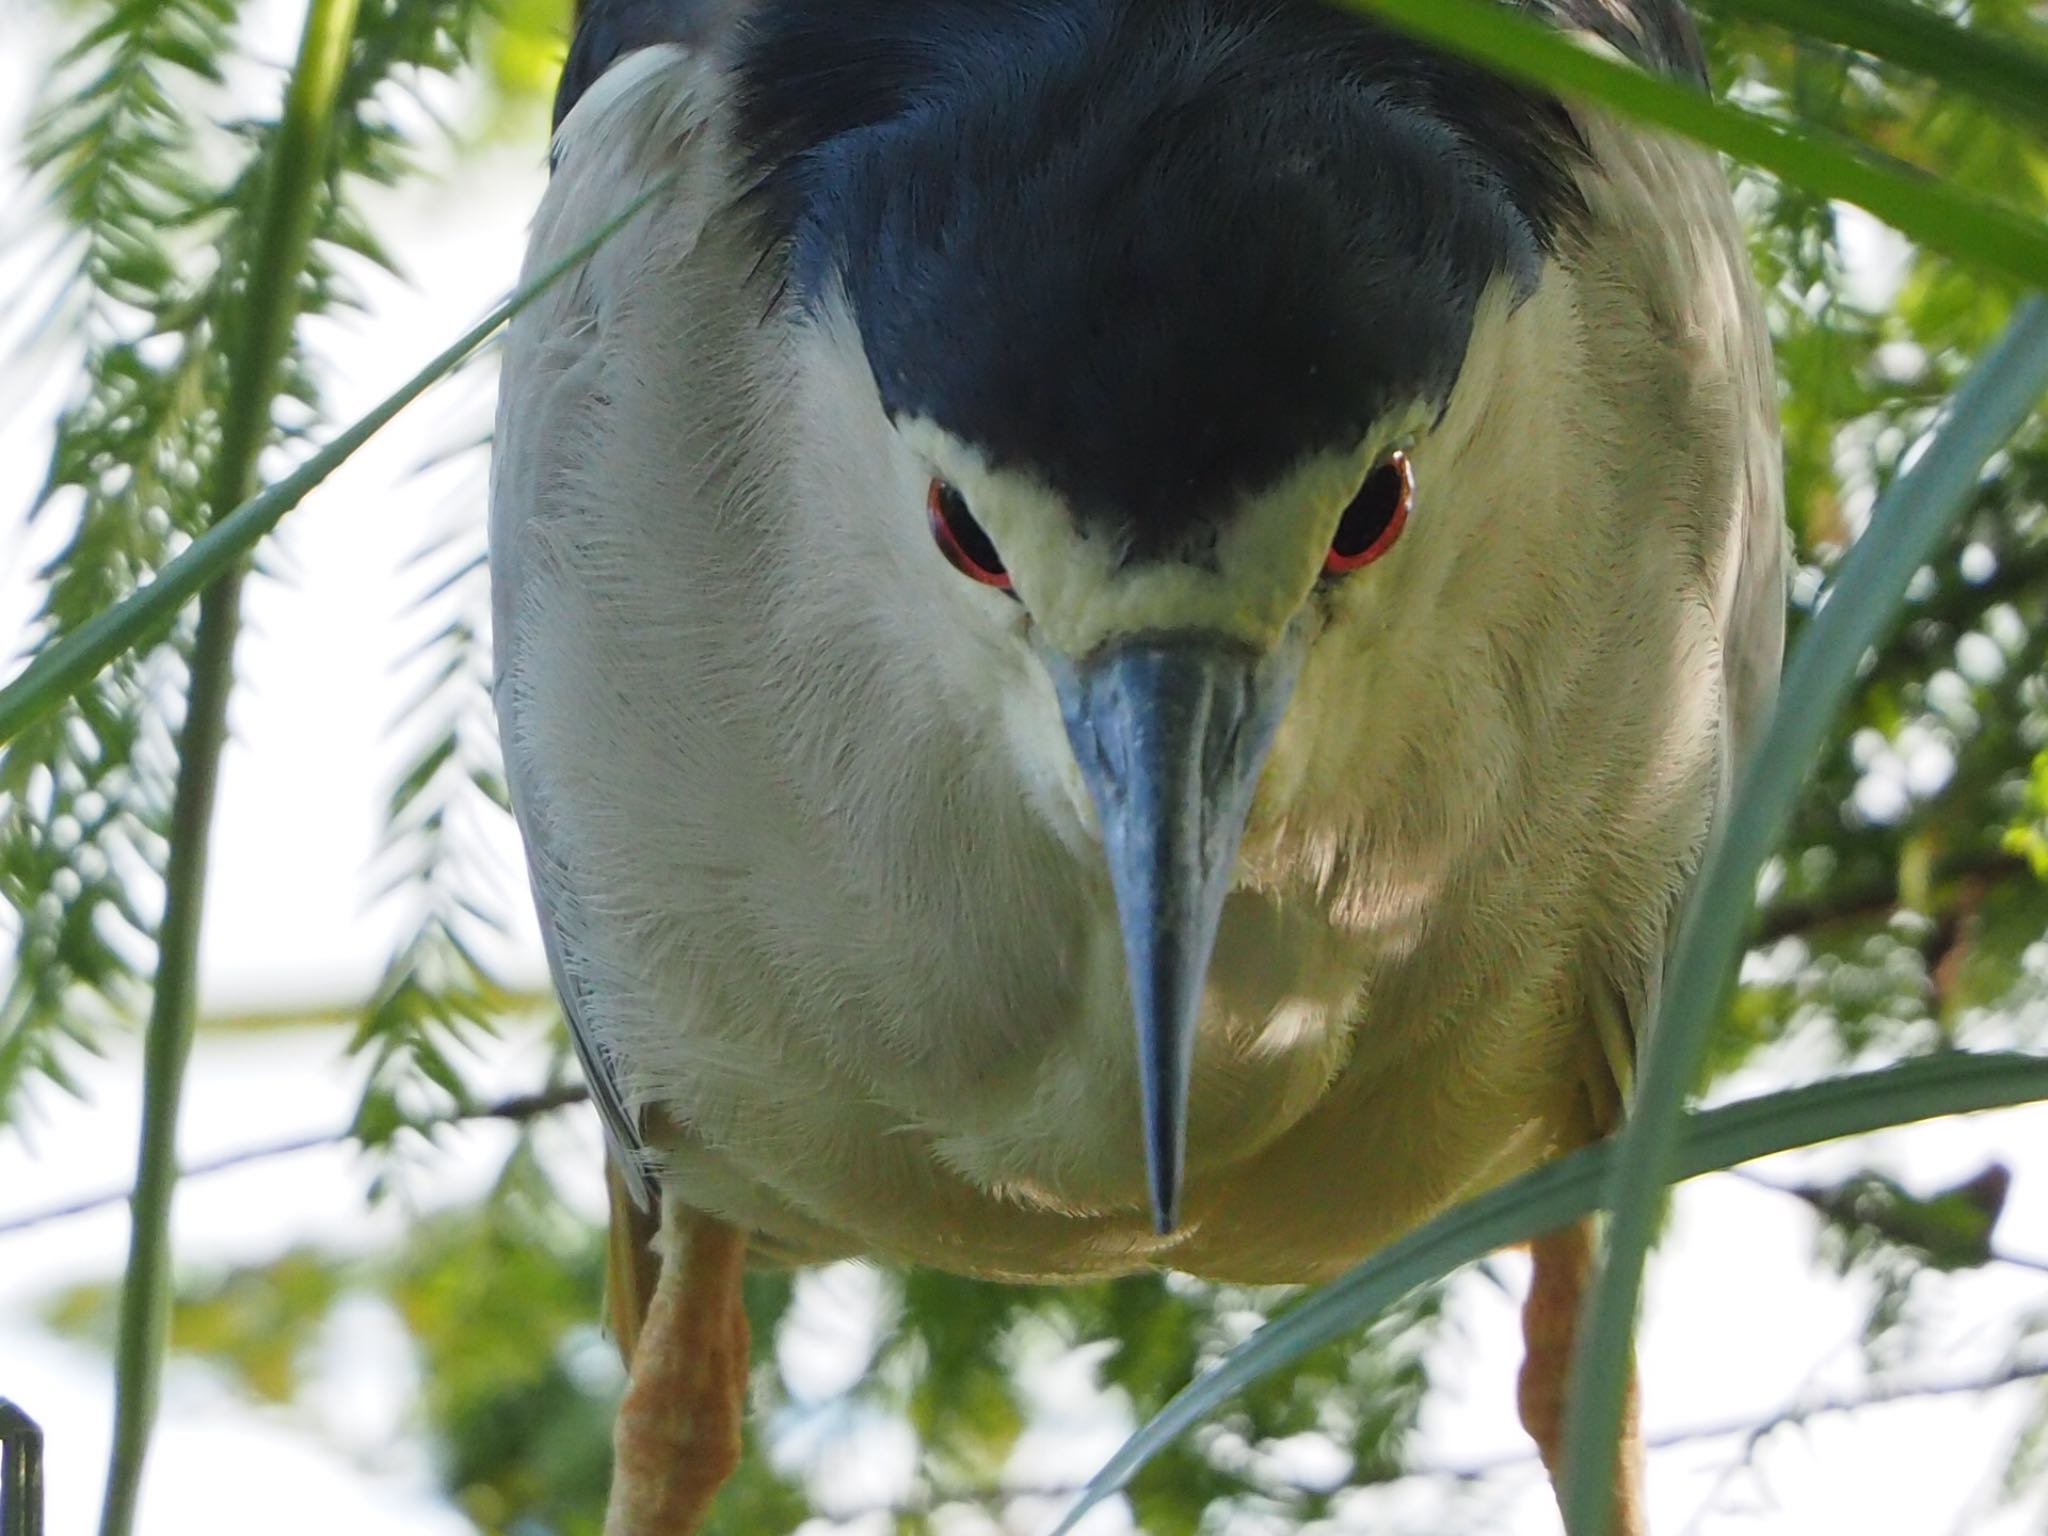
[[1052, 1049, 2048, 1533], [1798, 1163, 2012, 1272], [1344, 0, 2048, 287], [1696, 0, 2048, 142]]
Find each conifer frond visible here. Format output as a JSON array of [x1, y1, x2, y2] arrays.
[[2, 0, 241, 1120], [1, 0, 507, 1125], [352, 435, 526, 1156]]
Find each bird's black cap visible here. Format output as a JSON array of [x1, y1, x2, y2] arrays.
[[731, 0, 1594, 554]]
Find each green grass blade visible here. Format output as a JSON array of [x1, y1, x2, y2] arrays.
[[1560, 296, 2048, 1536], [97, 0, 362, 1528], [1698, 0, 2048, 141], [1050, 1050, 2048, 1534], [0, 180, 665, 750], [1342, 0, 2048, 288]]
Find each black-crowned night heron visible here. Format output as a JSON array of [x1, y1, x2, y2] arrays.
[[490, 0, 1785, 1530]]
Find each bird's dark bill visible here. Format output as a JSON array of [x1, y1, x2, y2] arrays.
[[1053, 635, 1299, 1231]]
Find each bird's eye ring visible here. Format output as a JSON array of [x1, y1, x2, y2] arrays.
[[929, 479, 1014, 593], [1324, 451, 1413, 577]]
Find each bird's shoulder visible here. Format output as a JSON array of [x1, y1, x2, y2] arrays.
[[554, 0, 736, 130], [1517, 0, 1711, 85]]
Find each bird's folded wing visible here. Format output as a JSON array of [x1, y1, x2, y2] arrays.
[[1542, 0, 1788, 1104], [553, 0, 737, 135], [491, 38, 728, 1209]]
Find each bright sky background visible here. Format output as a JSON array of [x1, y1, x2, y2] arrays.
[[4, 9, 2048, 1536]]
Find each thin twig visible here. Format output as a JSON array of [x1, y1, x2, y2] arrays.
[[805, 1357, 2048, 1522], [96, 3, 361, 1530], [0, 1084, 588, 1237], [1387, 1358, 2048, 1481], [1755, 848, 2029, 947]]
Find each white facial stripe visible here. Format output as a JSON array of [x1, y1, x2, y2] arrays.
[[897, 417, 1411, 658]]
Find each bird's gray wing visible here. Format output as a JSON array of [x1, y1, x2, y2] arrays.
[[1587, 481, 1785, 1131], [1528, 0, 1786, 775], [1721, 384, 1791, 783], [492, 37, 729, 1209], [1548, 0, 1786, 1123]]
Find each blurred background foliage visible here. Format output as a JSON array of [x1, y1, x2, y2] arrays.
[[4, 0, 2048, 1531]]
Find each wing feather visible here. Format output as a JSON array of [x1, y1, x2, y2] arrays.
[[555, 0, 736, 130], [492, 41, 726, 1208], [1554, 14, 1787, 1120]]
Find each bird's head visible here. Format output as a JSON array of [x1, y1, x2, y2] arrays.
[[736, 0, 1588, 1229]]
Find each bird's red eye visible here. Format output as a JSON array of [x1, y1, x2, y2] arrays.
[[1324, 451, 1413, 576], [929, 478, 1013, 591]]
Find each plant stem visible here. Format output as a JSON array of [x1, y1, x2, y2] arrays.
[[0, 1084, 589, 1237], [95, 0, 360, 1529]]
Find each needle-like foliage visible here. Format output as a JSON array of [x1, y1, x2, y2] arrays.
[[1, 0, 241, 1117]]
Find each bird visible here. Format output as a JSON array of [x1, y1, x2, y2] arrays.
[[488, 0, 1785, 1530]]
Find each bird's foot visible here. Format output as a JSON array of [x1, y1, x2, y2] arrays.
[[1519, 1218, 1646, 1536], [605, 1208, 749, 1536]]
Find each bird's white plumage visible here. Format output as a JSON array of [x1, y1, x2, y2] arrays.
[[492, 40, 1782, 1280]]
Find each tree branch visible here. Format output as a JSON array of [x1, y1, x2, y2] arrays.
[[802, 1357, 2048, 1521], [0, 1084, 588, 1238], [1646, 1356, 2048, 1453], [1755, 848, 2030, 947]]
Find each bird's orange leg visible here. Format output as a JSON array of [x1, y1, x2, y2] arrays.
[[1519, 1218, 1645, 1536], [605, 1200, 749, 1536]]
